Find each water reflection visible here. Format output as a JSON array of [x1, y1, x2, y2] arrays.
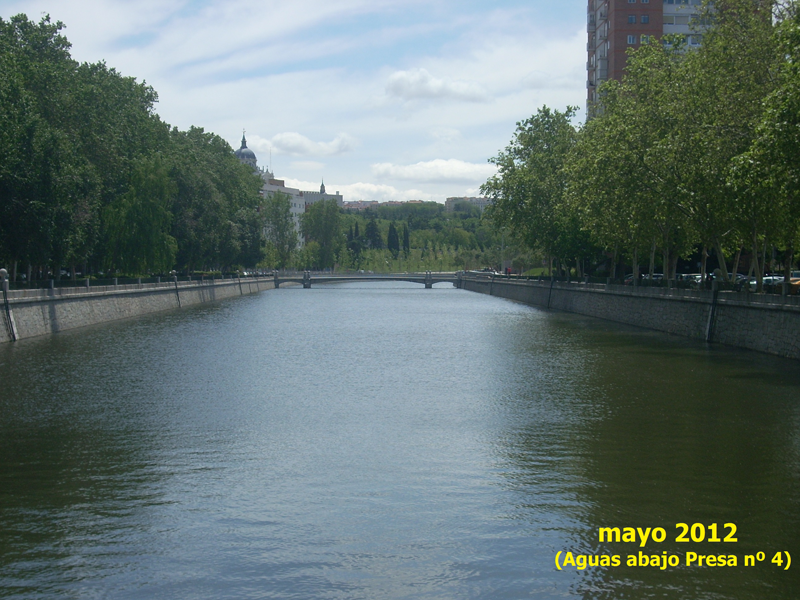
[[488, 312, 800, 599], [0, 284, 798, 598]]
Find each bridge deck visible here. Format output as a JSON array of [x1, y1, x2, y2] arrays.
[[274, 273, 458, 288]]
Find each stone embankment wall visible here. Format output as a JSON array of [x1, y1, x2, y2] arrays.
[[462, 277, 800, 360], [0, 277, 274, 343]]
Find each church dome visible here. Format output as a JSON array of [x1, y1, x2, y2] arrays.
[[234, 132, 258, 170], [235, 145, 256, 160]]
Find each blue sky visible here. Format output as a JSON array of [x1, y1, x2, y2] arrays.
[[2, 0, 588, 202]]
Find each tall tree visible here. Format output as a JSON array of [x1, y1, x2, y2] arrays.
[[481, 106, 579, 270], [103, 154, 177, 274], [300, 199, 341, 269], [263, 191, 297, 268], [387, 221, 400, 258], [732, 3, 800, 282], [364, 216, 383, 249]]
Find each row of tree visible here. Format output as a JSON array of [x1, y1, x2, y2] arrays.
[[0, 14, 266, 281], [259, 195, 517, 272], [482, 0, 800, 287]]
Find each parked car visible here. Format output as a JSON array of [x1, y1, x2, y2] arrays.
[[678, 273, 702, 284], [762, 275, 785, 286]]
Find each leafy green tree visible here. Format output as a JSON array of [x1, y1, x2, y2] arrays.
[[481, 106, 579, 273], [364, 216, 383, 249], [732, 4, 800, 282], [0, 14, 98, 278], [387, 221, 400, 258], [167, 126, 264, 271], [103, 154, 177, 274], [300, 199, 341, 269], [263, 191, 297, 268], [298, 241, 320, 270], [569, 41, 696, 280]]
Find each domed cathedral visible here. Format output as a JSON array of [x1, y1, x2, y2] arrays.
[[234, 130, 274, 180], [234, 131, 258, 171]]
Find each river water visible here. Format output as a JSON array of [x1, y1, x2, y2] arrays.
[[0, 282, 798, 599]]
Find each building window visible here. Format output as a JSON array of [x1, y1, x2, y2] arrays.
[[641, 34, 649, 43], [628, 15, 636, 23], [641, 0, 649, 3], [641, 15, 649, 23], [628, 34, 636, 44], [628, 0, 636, 3]]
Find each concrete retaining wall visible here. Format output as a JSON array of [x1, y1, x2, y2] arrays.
[[0, 277, 274, 343], [462, 277, 800, 360]]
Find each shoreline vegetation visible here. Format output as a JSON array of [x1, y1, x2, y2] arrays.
[[482, 0, 800, 293]]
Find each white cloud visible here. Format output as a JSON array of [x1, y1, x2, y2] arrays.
[[520, 69, 579, 91], [290, 160, 326, 171], [430, 127, 461, 142], [371, 159, 496, 183], [247, 132, 356, 157], [385, 68, 489, 103]]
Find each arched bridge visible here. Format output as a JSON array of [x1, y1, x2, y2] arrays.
[[273, 271, 459, 289]]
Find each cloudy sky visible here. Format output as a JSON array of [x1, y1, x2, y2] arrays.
[[2, 0, 587, 202]]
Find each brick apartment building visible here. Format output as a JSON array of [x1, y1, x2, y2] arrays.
[[587, 0, 703, 110]]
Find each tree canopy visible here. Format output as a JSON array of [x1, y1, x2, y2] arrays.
[[0, 14, 267, 279], [482, 0, 800, 284]]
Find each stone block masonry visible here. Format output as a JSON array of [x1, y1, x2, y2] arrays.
[[462, 277, 800, 361], [0, 277, 275, 343]]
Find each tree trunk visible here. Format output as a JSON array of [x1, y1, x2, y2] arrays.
[[612, 245, 618, 280], [701, 245, 708, 287], [712, 238, 730, 283], [11, 260, 17, 283], [633, 248, 639, 283], [752, 232, 763, 292], [731, 246, 742, 283], [649, 240, 656, 279]]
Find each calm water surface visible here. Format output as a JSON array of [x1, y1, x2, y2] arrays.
[[0, 283, 798, 599]]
